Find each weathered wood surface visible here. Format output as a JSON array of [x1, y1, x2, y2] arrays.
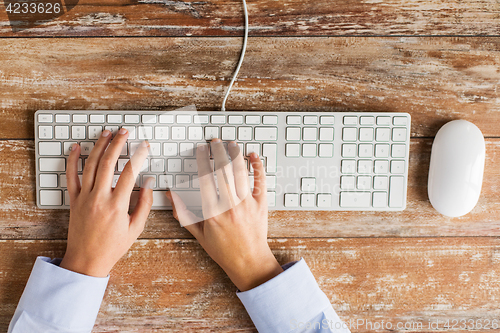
[[1, 0, 500, 37], [2, 238, 500, 332], [1, 138, 499, 240], [1, 37, 500, 139]]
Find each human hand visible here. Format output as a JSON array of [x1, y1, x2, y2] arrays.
[[60, 128, 154, 277], [166, 139, 283, 291]]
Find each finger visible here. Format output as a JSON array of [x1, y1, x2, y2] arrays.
[[228, 141, 249, 199], [93, 128, 129, 191], [196, 142, 218, 208], [66, 143, 81, 204], [114, 141, 149, 202], [250, 153, 267, 202], [165, 191, 202, 233], [211, 139, 233, 204], [129, 178, 154, 238], [81, 129, 112, 193]]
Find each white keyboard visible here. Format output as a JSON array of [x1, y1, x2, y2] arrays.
[[35, 110, 411, 211]]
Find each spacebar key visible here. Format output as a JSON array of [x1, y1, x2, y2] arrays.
[[340, 192, 371, 208]]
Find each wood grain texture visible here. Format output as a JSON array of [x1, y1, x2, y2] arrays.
[[1, 138, 499, 240], [1, 37, 500, 139], [1, 0, 500, 37], [3, 238, 500, 332]]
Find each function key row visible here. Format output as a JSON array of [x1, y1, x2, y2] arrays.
[[343, 115, 408, 126], [342, 127, 407, 142]]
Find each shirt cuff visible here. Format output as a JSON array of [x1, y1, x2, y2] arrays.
[[12, 256, 109, 332], [237, 258, 334, 333]]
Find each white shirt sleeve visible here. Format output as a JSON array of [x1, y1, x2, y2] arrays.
[[237, 258, 350, 333], [8, 256, 109, 333]]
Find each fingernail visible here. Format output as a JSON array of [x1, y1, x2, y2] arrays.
[[251, 152, 258, 159], [141, 140, 149, 147], [229, 142, 237, 147], [71, 143, 78, 151], [101, 130, 111, 137], [212, 138, 221, 142], [143, 177, 155, 189], [119, 128, 128, 135], [198, 144, 205, 151]]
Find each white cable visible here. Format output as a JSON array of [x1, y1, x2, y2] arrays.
[[221, 0, 248, 111]]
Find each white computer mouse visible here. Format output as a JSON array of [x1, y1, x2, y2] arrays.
[[428, 119, 485, 217]]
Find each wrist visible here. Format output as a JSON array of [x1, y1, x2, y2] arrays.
[[226, 248, 283, 292], [60, 254, 111, 278]]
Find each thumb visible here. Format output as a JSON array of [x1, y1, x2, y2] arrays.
[[166, 190, 203, 238], [129, 177, 154, 237]]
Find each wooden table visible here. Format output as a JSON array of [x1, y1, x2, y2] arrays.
[[1, 0, 500, 331]]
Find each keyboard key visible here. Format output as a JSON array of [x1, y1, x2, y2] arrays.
[[163, 143, 178, 156], [176, 175, 190, 188], [168, 159, 182, 172], [39, 190, 62, 206], [171, 127, 185, 140], [38, 114, 53, 123], [320, 116, 335, 125], [358, 144, 373, 158], [302, 127, 317, 141], [183, 159, 197, 172], [375, 128, 390, 141], [318, 143, 333, 157], [317, 194, 332, 207], [393, 116, 407, 126], [301, 193, 315, 207], [285, 143, 300, 157], [341, 160, 356, 174], [38, 126, 53, 139], [55, 114, 70, 123], [159, 114, 174, 124], [373, 192, 388, 208], [117, 159, 128, 172], [246, 143, 260, 156], [108, 115, 122, 124], [179, 142, 194, 157], [342, 128, 357, 141], [260, 144, 277, 173], [266, 176, 276, 189], [301, 178, 316, 192], [121, 126, 135, 140], [284, 193, 299, 207], [357, 176, 371, 190], [255, 127, 278, 141], [263, 115, 278, 125], [73, 114, 88, 123], [377, 116, 391, 125], [104, 126, 119, 136], [63, 142, 77, 155], [222, 127, 236, 141], [392, 128, 407, 142], [112, 175, 120, 188], [357, 160, 372, 174], [90, 114, 105, 123], [286, 127, 301, 141], [88, 126, 103, 140], [246, 115, 260, 124], [39, 142, 61, 156], [158, 175, 173, 189], [80, 142, 94, 155], [142, 114, 157, 124], [59, 174, 67, 188], [267, 192, 276, 207], [373, 176, 388, 190], [287, 116, 301, 125], [302, 143, 317, 157], [340, 192, 370, 208], [125, 115, 140, 124], [391, 144, 406, 158], [39, 174, 58, 188], [138, 126, 153, 140], [39, 158, 65, 172], [238, 127, 252, 141], [343, 116, 357, 125], [72, 126, 86, 140], [211, 115, 226, 124], [229, 115, 244, 124], [303, 116, 318, 125], [188, 127, 203, 140], [390, 160, 405, 174], [342, 144, 356, 158], [149, 142, 161, 156], [341, 176, 355, 190], [155, 126, 169, 140], [319, 128, 334, 141], [360, 116, 375, 125], [177, 115, 191, 124], [389, 176, 405, 208], [205, 127, 220, 140], [374, 160, 389, 174], [359, 128, 374, 141], [375, 144, 390, 158]]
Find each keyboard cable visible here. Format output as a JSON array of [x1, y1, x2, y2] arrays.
[[221, 0, 248, 112]]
